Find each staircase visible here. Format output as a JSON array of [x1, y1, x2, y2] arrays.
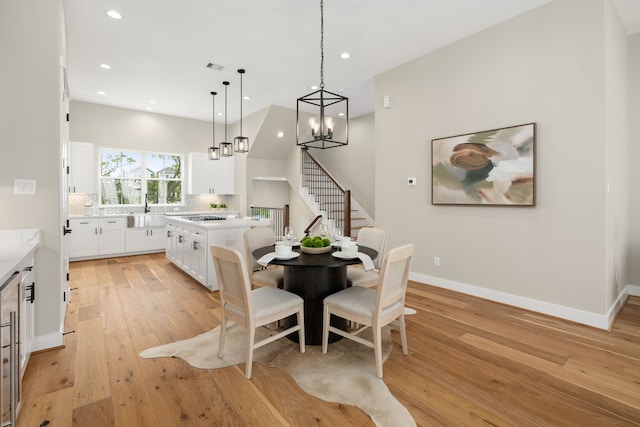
[[299, 149, 371, 237]]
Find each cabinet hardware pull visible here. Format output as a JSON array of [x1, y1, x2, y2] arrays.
[[193, 241, 199, 250]]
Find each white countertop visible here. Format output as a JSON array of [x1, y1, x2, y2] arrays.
[[69, 211, 239, 219], [0, 229, 41, 286], [168, 216, 271, 229]]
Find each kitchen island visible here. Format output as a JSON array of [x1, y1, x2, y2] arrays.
[[166, 215, 270, 291]]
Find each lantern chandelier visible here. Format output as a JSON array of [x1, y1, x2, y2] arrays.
[[296, 0, 349, 149], [209, 70, 250, 160]]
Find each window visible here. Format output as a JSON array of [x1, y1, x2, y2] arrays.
[[99, 148, 183, 206]]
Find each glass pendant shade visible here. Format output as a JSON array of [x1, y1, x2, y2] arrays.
[[220, 141, 233, 157], [234, 136, 249, 153], [208, 146, 220, 160]]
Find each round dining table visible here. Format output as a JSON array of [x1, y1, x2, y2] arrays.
[[252, 244, 378, 345]]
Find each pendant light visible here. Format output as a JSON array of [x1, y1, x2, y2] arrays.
[[234, 69, 249, 153], [220, 81, 233, 157], [296, 0, 348, 149], [208, 91, 220, 160]]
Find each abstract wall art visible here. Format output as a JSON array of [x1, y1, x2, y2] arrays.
[[431, 123, 536, 206]]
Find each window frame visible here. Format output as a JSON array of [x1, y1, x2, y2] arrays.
[[98, 147, 184, 207]]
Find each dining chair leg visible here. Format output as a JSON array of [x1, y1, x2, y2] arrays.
[[218, 315, 227, 358], [297, 307, 306, 353], [399, 312, 408, 356], [245, 327, 256, 379], [321, 304, 330, 354], [374, 325, 383, 379]]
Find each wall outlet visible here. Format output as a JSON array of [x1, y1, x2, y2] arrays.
[[433, 256, 440, 267], [408, 177, 417, 186]]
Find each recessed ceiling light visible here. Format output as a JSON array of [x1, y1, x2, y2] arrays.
[[243, 96, 251, 101], [106, 10, 122, 20], [146, 107, 153, 111], [277, 131, 284, 138], [97, 91, 106, 95], [338, 112, 345, 117], [339, 52, 350, 59], [216, 112, 224, 117], [149, 100, 157, 104], [99, 63, 111, 70], [310, 85, 319, 90]]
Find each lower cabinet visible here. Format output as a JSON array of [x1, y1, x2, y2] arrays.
[[70, 217, 165, 260], [165, 221, 247, 291], [125, 227, 166, 253], [19, 257, 35, 378], [69, 217, 126, 259]]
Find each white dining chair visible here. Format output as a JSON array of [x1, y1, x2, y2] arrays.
[[347, 227, 387, 288], [211, 245, 305, 379], [243, 227, 284, 288], [322, 244, 414, 378]]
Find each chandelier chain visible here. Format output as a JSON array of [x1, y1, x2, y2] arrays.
[[320, 0, 324, 89]]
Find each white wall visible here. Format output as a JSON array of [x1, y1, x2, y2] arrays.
[[603, 0, 629, 308], [374, 0, 627, 324], [70, 100, 216, 153], [629, 33, 640, 287], [0, 0, 66, 349]]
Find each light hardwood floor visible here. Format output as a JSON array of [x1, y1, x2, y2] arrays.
[[19, 253, 640, 426]]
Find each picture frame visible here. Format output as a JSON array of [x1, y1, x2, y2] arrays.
[[431, 123, 536, 206]]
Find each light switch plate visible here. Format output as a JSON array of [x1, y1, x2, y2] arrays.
[[14, 179, 37, 195]]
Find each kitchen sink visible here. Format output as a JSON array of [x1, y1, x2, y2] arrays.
[[127, 213, 167, 228]]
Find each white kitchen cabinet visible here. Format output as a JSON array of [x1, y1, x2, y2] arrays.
[[68, 141, 94, 193], [187, 152, 235, 194], [188, 229, 206, 283], [69, 218, 99, 257], [97, 218, 126, 255], [20, 257, 35, 377], [166, 222, 177, 262], [126, 227, 166, 253], [69, 217, 126, 259]]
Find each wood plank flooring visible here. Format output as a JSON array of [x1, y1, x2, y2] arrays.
[[19, 253, 640, 426]]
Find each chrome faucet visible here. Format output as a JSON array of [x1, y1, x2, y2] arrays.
[[144, 193, 150, 213]]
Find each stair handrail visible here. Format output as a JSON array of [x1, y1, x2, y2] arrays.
[[303, 215, 323, 237], [301, 148, 345, 191], [300, 149, 351, 237]]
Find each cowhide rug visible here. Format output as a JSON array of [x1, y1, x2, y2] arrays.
[[140, 322, 416, 427]]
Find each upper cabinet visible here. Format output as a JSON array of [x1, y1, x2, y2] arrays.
[[187, 152, 235, 194], [69, 141, 94, 193]]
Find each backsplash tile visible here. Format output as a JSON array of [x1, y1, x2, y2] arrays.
[[68, 193, 237, 216]]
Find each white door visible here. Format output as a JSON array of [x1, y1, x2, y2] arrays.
[[60, 63, 71, 317]]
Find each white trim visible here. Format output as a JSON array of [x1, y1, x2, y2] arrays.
[[626, 284, 640, 296], [33, 331, 64, 352], [408, 272, 632, 330]]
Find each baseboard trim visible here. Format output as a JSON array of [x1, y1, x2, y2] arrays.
[[409, 272, 622, 330], [33, 331, 64, 352], [627, 284, 640, 296]]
